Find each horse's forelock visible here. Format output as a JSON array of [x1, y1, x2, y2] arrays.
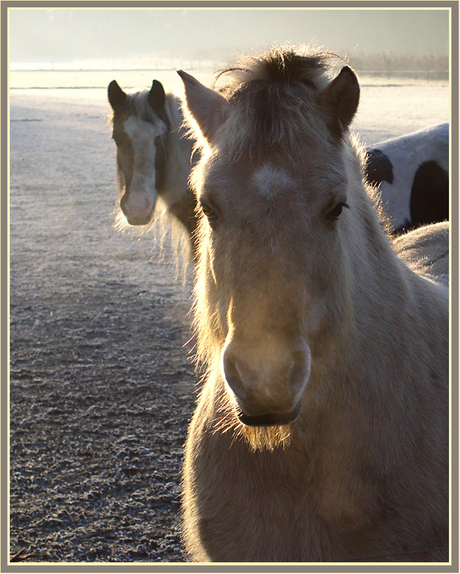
[[209, 47, 340, 160], [214, 46, 336, 94], [121, 90, 167, 128]]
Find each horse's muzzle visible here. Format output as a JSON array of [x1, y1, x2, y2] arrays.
[[120, 186, 156, 226], [221, 336, 311, 427]]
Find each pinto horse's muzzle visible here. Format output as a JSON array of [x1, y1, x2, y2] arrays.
[[120, 183, 156, 226]]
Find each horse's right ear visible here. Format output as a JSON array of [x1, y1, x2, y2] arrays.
[[108, 80, 127, 113], [148, 80, 166, 114], [178, 70, 227, 142]]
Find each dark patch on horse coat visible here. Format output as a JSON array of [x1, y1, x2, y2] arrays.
[[365, 149, 394, 186], [410, 160, 449, 228]]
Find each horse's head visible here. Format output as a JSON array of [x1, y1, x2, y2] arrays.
[[108, 80, 169, 226], [180, 48, 362, 436]]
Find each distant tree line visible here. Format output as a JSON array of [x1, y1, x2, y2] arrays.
[[143, 47, 449, 81], [346, 51, 449, 80], [190, 48, 450, 81]]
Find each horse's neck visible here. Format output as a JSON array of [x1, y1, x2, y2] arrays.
[[162, 94, 196, 204], [334, 152, 448, 374], [301, 178, 448, 468]]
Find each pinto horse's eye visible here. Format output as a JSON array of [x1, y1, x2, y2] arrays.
[[326, 201, 349, 223]]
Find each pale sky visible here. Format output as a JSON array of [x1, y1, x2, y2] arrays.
[[9, 7, 449, 65]]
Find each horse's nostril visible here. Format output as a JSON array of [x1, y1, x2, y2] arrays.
[[222, 350, 247, 402], [290, 342, 311, 394]]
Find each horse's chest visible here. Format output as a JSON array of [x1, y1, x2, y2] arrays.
[[183, 408, 388, 561], [184, 425, 319, 560], [193, 461, 309, 560]]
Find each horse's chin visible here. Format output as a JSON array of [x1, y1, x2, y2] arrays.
[[239, 418, 295, 452], [125, 214, 154, 226], [237, 401, 301, 427]]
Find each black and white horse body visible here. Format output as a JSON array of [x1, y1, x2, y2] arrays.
[[366, 123, 449, 232]]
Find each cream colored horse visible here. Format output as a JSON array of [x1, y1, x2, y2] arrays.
[[178, 46, 449, 562]]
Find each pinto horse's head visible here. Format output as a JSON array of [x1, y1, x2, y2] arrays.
[[108, 79, 169, 226], [179, 47, 361, 446]]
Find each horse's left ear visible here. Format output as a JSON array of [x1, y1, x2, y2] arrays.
[[178, 70, 227, 142], [148, 80, 166, 114], [108, 80, 127, 113], [318, 66, 360, 137]]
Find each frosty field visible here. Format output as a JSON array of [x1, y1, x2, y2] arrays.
[[8, 71, 449, 562]]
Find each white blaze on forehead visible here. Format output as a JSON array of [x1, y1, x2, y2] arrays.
[[123, 115, 165, 172], [121, 116, 164, 216], [252, 163, 294, 198], [123, 114, 166, 142]]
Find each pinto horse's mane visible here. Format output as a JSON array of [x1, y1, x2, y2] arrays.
[[108, 86, 181, 132]]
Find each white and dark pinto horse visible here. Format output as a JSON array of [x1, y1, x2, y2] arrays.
[[108, 79, 198, 243], [365, 123, 449, 232], [108, 80, 448, 243], [178, 46, 449, 562]]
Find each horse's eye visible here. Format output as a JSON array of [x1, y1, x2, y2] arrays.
[[327, 201, 349, 223], [200, 201, 218, 223]]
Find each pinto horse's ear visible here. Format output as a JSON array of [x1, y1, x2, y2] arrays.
[[178, 70, 227, 142], [318, 66, 360, 137], [108, 80, 127, 113], [148, 80, 166, 114]]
